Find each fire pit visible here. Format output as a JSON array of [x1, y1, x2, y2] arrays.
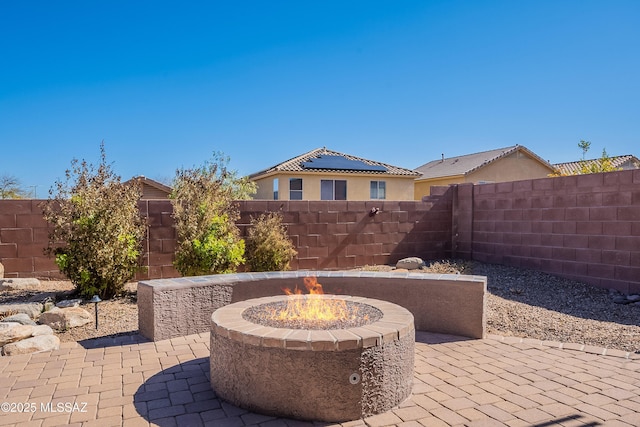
[[209, 279, 415, 422]]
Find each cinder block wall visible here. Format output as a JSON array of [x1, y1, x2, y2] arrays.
[[0, 192, 453, 279], [466, 170, 640, 294], [2, 170, 638, 293]]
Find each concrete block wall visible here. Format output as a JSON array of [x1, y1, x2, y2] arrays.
[[236, 194, 453, 271], [468, 170, 640, 293], [0, 195, 452, 279]]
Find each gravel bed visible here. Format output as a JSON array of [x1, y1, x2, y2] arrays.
[[1, 262, 638, 353]]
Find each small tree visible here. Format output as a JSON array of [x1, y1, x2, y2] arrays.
[[0, 175, 28, 199], [42, 143, 146, 299], [245, 212, 297, 272], [171, 153, 253, 276]]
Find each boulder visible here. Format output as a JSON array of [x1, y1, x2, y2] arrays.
[[38, 307, 92, 330], [0, 323, 34, 346], [56, 299, 83, 308], [0, 278, 41, 291], [395, 257, 425, 270], [1, 313, 36, 326], [2, 335, 60, 356], [0, 303, 44, 319], [32, 325, 54, 336]]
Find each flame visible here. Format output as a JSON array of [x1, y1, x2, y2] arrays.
[[272, 277, 356, 322]]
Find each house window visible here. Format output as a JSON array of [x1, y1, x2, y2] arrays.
[[370, 181, 386, 199], [289, 178, 303, 200], [321, 180, 347, 200], [273, 178, 279, 200]]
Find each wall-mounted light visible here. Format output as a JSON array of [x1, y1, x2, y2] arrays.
[[369, 207, 380, 217]]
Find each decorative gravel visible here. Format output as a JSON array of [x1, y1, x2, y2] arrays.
[[242, 299, 383, 330]]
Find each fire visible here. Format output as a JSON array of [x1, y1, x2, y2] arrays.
[[272, 277, 357, 322]]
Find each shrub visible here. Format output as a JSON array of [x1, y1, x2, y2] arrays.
[[171, 153, 253, 276], [245, 212, 297, 271], [42, 143, 146, 299]]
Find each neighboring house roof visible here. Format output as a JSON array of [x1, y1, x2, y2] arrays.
[[127, 176, 173, 198], [249, 147, 420, 179], [414, 145, 555, 180], [553, 155, 640, 175]]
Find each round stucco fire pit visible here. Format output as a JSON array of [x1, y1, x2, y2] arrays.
[[210, 293, 415, 422]]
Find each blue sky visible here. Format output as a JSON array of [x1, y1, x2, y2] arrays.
[[1, 1, 639, 196]]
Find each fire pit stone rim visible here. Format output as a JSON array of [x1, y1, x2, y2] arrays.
[[211, 295, 414, 351]]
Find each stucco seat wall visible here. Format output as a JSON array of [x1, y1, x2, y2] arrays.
[[138, 271, 486, 341]]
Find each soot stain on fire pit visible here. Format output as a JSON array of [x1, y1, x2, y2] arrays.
[[242, 300, 383, 330]]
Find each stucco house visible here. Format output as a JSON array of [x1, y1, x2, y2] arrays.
[[127, 176, 173, 199], [249, 147, 420, 201], [553, 154, 640, 175], [414, 145, 556, 199]]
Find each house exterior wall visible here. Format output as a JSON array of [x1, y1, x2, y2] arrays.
[[414, 151, 553, 199], [467, 151, 553, 183], [414, 175, 464, 199], [254, 172, 415, 201], [140, 183, 171, 199]]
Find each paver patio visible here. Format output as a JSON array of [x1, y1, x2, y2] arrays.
[[0, 331, 638, 427]]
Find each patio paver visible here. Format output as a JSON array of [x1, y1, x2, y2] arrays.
[[0, 331, 638, 426]]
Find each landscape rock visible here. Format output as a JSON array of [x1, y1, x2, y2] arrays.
[[0, 303, 44, 318], [31, 324, 54, 336], [56, 299, 83, 308], [0, 323, 35, 346], [395, 257, 425, 270], [0, 278, 41, 291], [38, 307, 92, 330], [1, 313, 36, 326], [2, 335, 60, 356], [627, 294, 640, 302], [613, 296, 631, 305], [0, 262, 3, 279]]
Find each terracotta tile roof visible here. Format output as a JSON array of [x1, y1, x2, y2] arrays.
[[553, 155, 640, 175], [249, 147, 420, 179], [415, 145, 555, 180]]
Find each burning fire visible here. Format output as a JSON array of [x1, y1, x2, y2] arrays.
[[271, 277, 358, 322]]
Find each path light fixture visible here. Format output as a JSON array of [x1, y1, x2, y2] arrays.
[[90, 295, 102, 330]]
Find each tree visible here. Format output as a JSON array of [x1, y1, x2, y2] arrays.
[[551, 140, 621, 176], [245, 212, 297, 272], [0, 175, 28, 199], [42, 143, 146, 299], [170, 153, 254, 276]]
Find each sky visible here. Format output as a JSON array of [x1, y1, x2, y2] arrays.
[[1, 1, 639, 197]]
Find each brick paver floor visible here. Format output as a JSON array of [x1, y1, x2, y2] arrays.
[[0, 331, 638, 426]]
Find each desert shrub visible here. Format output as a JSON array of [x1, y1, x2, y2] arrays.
[[42, 143, 146, 299], [245, 212, 297, 271], [171, 153, 254, 276]]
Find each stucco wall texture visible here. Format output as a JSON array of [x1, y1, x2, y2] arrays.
[[1, 169, 639, 293]]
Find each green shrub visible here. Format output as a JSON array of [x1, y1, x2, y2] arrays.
[[42, 143, 146, 299], [245, 212, 297, 272], [171, 153, 253, 276]]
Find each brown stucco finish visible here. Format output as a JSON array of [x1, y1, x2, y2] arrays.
[[210, 295, 415, 422], [138, 271, 486, 341]]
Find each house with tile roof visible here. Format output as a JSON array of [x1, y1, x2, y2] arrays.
[[414, 145, 557, 199], [249, 147, 420, 201], [553, 154, 640, 176]]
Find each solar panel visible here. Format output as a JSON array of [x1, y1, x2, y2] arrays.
[[302, 155, 387, 172]]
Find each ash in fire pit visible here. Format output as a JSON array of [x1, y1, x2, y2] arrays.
[[242, 298, 383, 330]]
